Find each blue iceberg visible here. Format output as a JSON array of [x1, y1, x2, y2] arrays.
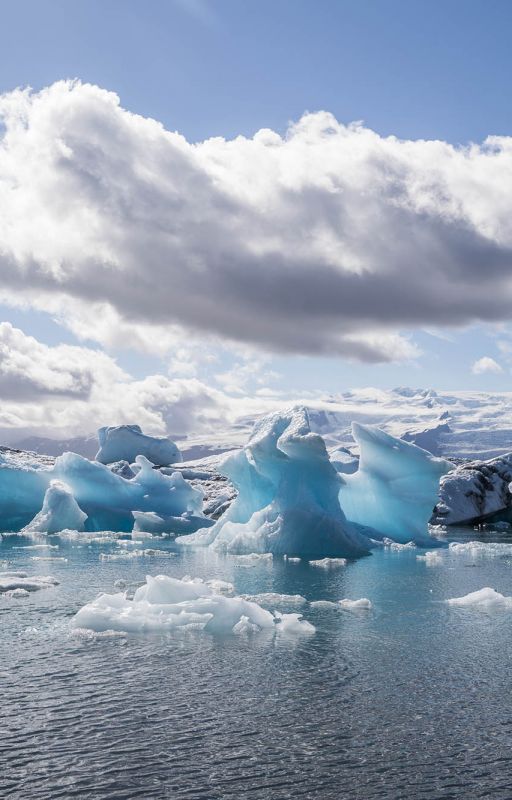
[[340, 423, 452, 543], [180, 407, 372, 558], [96, 424, 181, 466]]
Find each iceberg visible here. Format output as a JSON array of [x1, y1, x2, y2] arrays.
[[340, 423, 451, 543], [445, 587, 512, 610], [72, 574, 315, 635], [96, 425, 181, 466], [21, 480, 88, 534], [180, 407, 372, 558], [0, 450, 206, 534]]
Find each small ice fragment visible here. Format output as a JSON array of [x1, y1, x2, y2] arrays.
[[241, 592, 307, 607], [206, 579, 234, 594], [274, 611, 316, 634], [338, 598, 373, 611], [417, 551, 443, 565], [232, 615, 260, 634], [309, 557, 347, 568], [383, 538, 416, 551], [309, 600, 339, 610], [233, 553, 273, 567], [445, 587, 512, 609], [3, 588, 30, 598]]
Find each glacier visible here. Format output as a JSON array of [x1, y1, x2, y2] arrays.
[[340, 423, 452, 543], [96, 424, 181, 466]]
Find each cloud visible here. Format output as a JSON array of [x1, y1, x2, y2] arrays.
[[471, 356, 503, 374], [0, 322, 127, 400], [1, 82, 512, 363], [0, 323, 245, 440]]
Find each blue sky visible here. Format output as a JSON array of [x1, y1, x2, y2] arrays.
[[0, 0, 512, 421]]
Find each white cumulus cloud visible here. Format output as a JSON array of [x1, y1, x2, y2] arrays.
[[2, 81, 512, 364], [471, 356, 503, 374]]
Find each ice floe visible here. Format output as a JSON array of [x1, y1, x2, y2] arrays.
[[0, 571, 59, 593], [338, 598, 373, 611], [72, 574, 315, 635], [445, 587, 512, 609]]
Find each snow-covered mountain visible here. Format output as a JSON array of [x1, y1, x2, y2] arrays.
[[9, 387, 512, 462]]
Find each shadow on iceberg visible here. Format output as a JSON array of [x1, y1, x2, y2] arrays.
[[179, 407, 372, 558]]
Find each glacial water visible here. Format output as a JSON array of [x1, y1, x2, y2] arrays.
[[2, 529, 512, 800]]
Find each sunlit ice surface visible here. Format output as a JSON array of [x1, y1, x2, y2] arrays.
[[3, 525, 512, 799]]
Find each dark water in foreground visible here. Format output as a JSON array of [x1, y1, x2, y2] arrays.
[[2, 530, 512, 800]]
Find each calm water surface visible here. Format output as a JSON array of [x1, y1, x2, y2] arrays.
[[2, 529, 512, 800]]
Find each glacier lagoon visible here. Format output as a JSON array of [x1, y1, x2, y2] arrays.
[[3, 526, 512, 799]]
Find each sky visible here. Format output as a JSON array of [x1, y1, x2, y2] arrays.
[[0, 0, 512, 440]]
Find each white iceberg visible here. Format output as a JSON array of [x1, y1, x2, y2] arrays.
[[338, 598, 373, 611], [96, 424, 181, 466], [341, 423, 451, 544], [0, 571, 59, 593], [180, 407, 371, 558], [445, 587, 512, 609], [72, 574, 315, 635]]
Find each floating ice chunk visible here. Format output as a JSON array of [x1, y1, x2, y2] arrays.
[[309, 600, 339, 610], [0, 572, 59, 593], [21, 480, 87, 534], [206, 579, 234, 594], [73, 574, 281, 634], [284, 556, 302, 563], [232, 615, 261, 634], [3, 588, 30, 598], [417, 551, 443, 565], [96, 424, 181, 466], [232, 553, 273, 567], [445, 587, 512, 609], [13, 544, 59, 550], [338, 598, 373, 611], [181, 407, 371, 558], [132, 510, 212, 535], [382, 538, 416, 551], [99, 549, 176, 561], [341, 423, 451, 544], [274, 611, 316, 634], [448, 541, 512, 557], [309, 557, 347, 568], [241, 593, 307, 607], [31, 556, 68, 562]]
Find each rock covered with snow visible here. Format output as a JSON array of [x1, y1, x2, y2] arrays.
[[340, 423, 451, 543], [431, 453, 512, 525], [96, 425, 181, 466], [180, 407, 372, 558]]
